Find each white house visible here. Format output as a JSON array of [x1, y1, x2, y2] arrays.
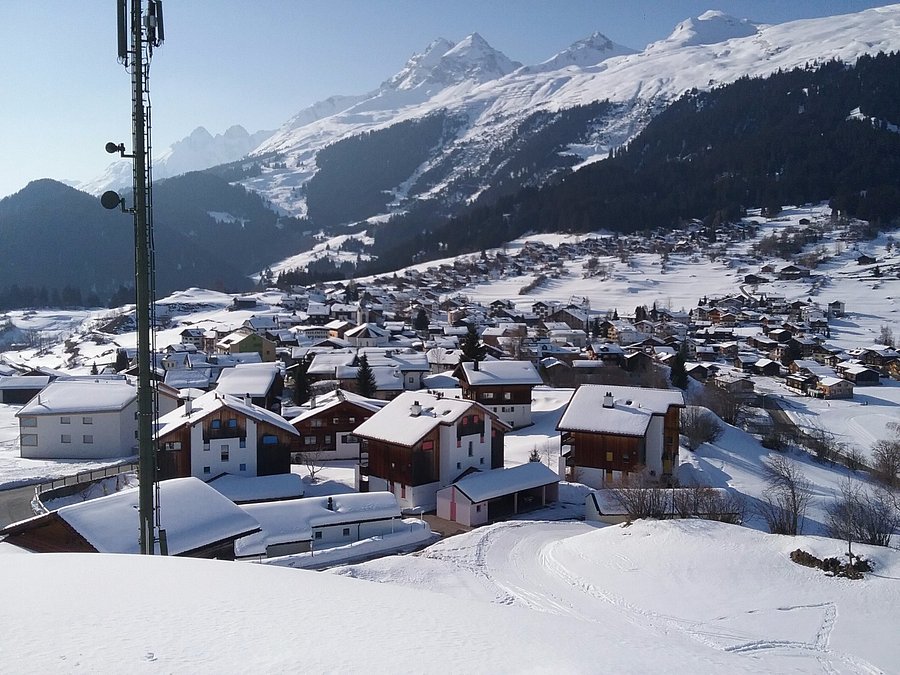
[[234, 491, 403, 559], [15, 378, 178, 460], [156, 391, 300, 481], [456, 360, 543, 429]]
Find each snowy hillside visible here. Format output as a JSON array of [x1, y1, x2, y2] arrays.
[[79, 125, 274, 195], [242, 5, 900, 219], [2, 520, 898, 671]]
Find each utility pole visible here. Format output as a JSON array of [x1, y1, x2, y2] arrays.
[[101, 1, 165, 554]]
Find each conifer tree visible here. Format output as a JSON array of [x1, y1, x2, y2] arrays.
[[292, 358, 311, 406], [356, 354, 377, 398], [670, 341, 689, 390], [460, 323, 486, 363]]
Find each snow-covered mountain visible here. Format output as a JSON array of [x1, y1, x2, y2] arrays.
[[240, 5, 900, 222], [79, 125, 274, 195]]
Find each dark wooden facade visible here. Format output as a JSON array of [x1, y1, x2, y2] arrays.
[[460, 382, 533, 406], [292, 400, 375, 454], [562, 407, 681, 477]]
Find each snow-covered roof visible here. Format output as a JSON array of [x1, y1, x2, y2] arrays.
[[156, 391, 298, 439], [307, 351, 356, 376], [208, 473, 305, 503], [0, 375, 49, 390], [289, 391, 382, 425], [234, 491, 400, 557], [557, 385, 684, 436], [451, 462, 559, 503], [459, 360, 543, 386], [354, 390, 485, 447], [58, 477, 260, 555], [818, 376, 849, 388], [214, 363, 279, 397], [17, 378, 137, 415]]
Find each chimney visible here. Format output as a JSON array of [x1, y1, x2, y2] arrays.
[[602, 391, 614, 408], [327, 496, 334, 511], [473, 359, 479, 371], [184, 397, 193, 416], [244, 392, 252, 407], [410, 400, 421, 417]]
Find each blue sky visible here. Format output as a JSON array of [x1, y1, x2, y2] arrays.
[[0, 1, 891, 198]]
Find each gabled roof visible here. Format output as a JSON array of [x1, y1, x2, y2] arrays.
[[458, 360, 542, 387], [156, 391, 298, 439], [288, 390, 383, 425], [557, 385, 684, 436], [354, 391, 504, 447]]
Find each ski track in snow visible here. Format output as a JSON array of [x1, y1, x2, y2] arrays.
[[416, 521, 885, 674]]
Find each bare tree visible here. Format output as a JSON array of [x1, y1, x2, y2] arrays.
[[673, 484, 745, 524], [758, 455, 812, 535], [877, 324, 895, 348], [826, 478, 899, 548], [803, 423, 845, 464], [680, 406, 722, 451], [606, 471, 667, 520], [873, 423, 900, 489], [300, 449, 324, 483]]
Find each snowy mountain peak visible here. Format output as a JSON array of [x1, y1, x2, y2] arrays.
[[523, 31, 637, 74], [650, 10, 760, 50], [384, 33, 521, 91]]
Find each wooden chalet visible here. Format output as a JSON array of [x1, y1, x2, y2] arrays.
[[352, 391, 510, 511], [557, 385, 684, 488], [455, 359, 543, 429], [290, 390, 382, 461]]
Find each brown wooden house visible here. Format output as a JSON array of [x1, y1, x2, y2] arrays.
[[557, 385, 684, 488], [290, 390, 382, 461], [353, 391, 509, 512], [455, 359, 543, 429]]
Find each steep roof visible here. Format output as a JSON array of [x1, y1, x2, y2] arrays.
[[156, 391, 298, 439]]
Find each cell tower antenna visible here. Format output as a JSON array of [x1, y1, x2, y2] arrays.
[[101, 0, 166, 555]]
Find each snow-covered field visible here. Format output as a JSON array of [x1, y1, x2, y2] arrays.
[[4, 518, 894, 672]]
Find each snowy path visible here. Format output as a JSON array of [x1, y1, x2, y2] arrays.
[[339, 520, 895, 673]]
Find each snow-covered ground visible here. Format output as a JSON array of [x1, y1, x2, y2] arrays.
[[2, 519, 896, 672]]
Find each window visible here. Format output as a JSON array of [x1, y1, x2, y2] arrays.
[[349, 417, 356, 424], [482, 392, 494, 400], [504, 392, 511, 400], [227, 418, 238, 429], [342, 434, 358, 444], [606, 452, 613, 462], [480, 457, 484, 465], [456, 462, 461, 470], [476, 504, 482, 513], [262, 434, 278, 445], [203, 466, 211, 475], [82, 416, 93, 425], [332, 418, 339, 425], [468, 441, 473, 457], [314, 531, 322, 540], [83, 435, 93, 444], [239, 463, 247, 471], [342, 527, 350, 537], [20, 416, 36, 428], [20, 434, 37, 447], [210, 419, 221, 429], [61, 434, 71, 443], [60, 416, 70, 425], [323, 434, 332, 444], [311, 419, 324, 428], [239, 438, 246, 448], [134, 430, 139, 438], [221, 447, 230, 462], [304, 436, 316, 445]]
